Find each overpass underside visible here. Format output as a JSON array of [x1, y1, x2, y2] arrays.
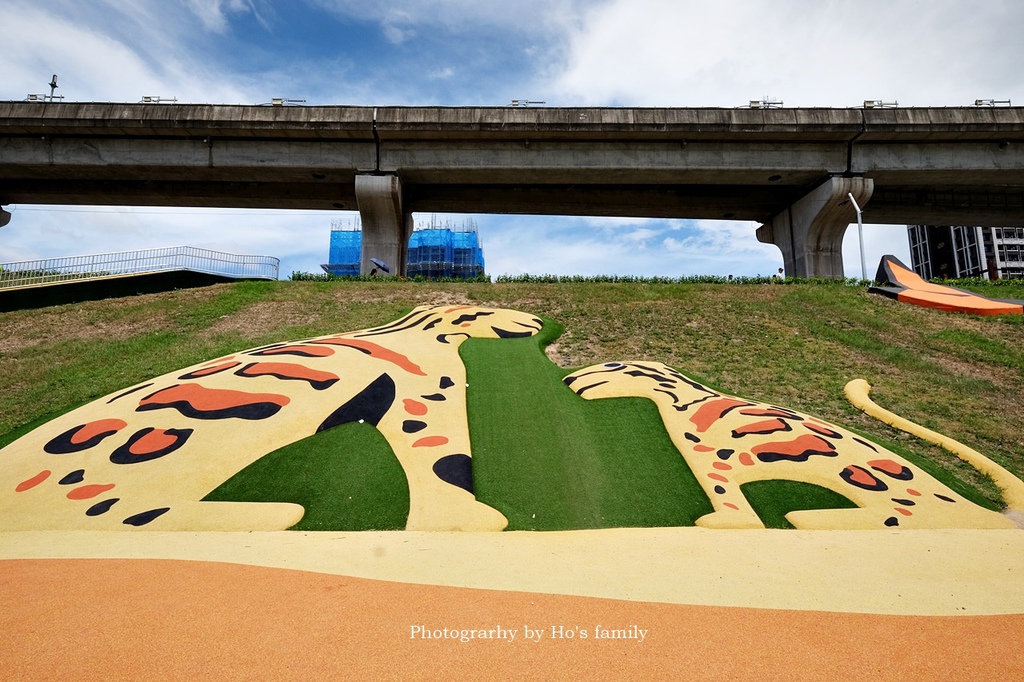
[[2, 103, 1024, 277]]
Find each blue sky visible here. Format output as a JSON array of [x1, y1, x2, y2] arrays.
[[2, 0, 1022, 278]]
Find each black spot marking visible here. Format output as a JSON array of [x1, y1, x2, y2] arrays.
[[59, 470, 85, 485], [44, 423, 124, 455], [892, 498, 916, 506], [840, 465, 889, 492], [452, 312, 494, 325], [107, 383, 154, 404], [123, 507, 170, 526], [356, 311, 437, 338], [423, 317, 442, 331], [884, 516, 900, 527], [717, 449, 734, 460], [403, 420, 428, 434], [713, 485, 726, 495], [440, 376, 455, 389], [492, 327, 533, 338], [575, 380, 608, 395], [685, 432, 701, 443], [318, 373, 396, 432], [659, 382, 676, 388], [436, 333, 471, 344], [421, 393, 446, 402], [109, 428, 193, 465], [86, 498, 119, 516], [562, 376, 578, 386], [854, 437, 879, 452], [935, 494, 957, 503], [432, 454, 474, 494]]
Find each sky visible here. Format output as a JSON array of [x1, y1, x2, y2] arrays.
[[2, 0, 1022, 279]]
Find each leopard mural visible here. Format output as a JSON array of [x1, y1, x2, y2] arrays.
[[0, 305, 542, 532], [564, 361, 1018, 530]]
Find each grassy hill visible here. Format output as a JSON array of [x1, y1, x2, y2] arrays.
[[2, 279, 1021, 528]]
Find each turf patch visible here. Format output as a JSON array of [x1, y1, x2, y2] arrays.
[[742, 480, 858, 529], [464, 320, 714, 530], [203, 422, 409, 531]]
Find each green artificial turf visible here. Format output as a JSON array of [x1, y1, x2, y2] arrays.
[[741, 480, 859, 529], [204, 422, 410, 531], [464, 320, 714, 530]]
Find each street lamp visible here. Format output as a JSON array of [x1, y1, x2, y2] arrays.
[[848, 192, 866, 280]]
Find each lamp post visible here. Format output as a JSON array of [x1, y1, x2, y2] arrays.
[[848, 192, 866, 281]]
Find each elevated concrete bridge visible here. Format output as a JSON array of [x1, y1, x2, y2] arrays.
[[2, 102, 1023, 277]]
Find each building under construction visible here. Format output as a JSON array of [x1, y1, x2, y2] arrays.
[[321, 217, 486, 278], [907, 225, 1024, 280]]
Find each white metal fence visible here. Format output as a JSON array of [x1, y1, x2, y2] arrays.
[[0, 246, 280, 290]]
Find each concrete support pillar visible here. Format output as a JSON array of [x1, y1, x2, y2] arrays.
[[756, 176, 874, 278], [355, 174, 411, 276]]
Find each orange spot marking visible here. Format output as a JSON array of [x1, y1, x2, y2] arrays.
[[412, 436, 449, 448], [259, 345, 335, 358], [713, 462, 732, 471], [404, 399, 428, 416], [708, 473, 729, 483], [895, 507, 913, 517], [67, 484, 115, 500], [694, 445, 715, 453], [16, 470, 51, 492], [739, 408, 791, 418], [460, 323, 471, 328], [238, 362, 339, 385], [129, 429, 180, 456], [185, 361, 241, 377], [445, 306, 473, 313], [751, 434, 834, 459], [805, 422, 840, 437], [139, 385, 289, 412], [690, 398, 750, 432], [739, 452, 755, 466], [310, 338, 426, 376], [70, 419, 128, 445], [907, 488, 922, 496], [845, 466, 880, 488], [867, 459, 905, 476], [724, 502, 740, 510], [733, 418, 790, 437]]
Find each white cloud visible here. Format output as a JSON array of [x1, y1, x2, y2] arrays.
[[550, 0, 1024, 107]]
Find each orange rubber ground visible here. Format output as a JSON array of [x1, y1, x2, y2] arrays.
[[2, 558, 1022, 680]]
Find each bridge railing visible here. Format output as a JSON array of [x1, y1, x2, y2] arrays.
[[0, 246, 280, 290]]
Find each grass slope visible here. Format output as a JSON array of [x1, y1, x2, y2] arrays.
[[2, 279, 1021, 530]]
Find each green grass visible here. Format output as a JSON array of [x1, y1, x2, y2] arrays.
[[2, 279, 1021, 530]]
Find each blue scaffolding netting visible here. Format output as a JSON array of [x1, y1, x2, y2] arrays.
[[321, 220, 485, 279]]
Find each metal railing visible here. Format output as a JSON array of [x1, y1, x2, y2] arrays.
[[0, 246, 279, 290]]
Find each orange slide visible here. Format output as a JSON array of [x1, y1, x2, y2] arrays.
[[870, 256, 1023, 316]]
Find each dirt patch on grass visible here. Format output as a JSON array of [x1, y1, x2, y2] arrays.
[[0, 295, 185, 353], [202, 300, 323, 338]]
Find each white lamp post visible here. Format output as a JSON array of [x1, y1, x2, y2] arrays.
[[848, 192, 866, 280]]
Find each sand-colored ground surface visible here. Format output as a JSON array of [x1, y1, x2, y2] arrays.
[[3, 558, 1023, 681], [4, 527, 1024, 616]]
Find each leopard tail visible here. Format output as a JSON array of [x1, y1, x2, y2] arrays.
[[844, 379, 1024, 514]]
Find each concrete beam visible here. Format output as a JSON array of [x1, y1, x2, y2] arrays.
[[355, 174, 410, 276], [757, 177, 874, 278]]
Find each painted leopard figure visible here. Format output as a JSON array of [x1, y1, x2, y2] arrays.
[[0, 305, 542, 532], [564, 361, 1016, 530]]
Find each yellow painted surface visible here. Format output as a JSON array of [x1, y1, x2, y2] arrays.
[[846, 378, 1024, 512], [2, 528, 1024, 616], [565, 361, 1018, 530], [0, 306, 541, 532]]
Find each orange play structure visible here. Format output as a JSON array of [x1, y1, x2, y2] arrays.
[[870, 255, 1023, 316]]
